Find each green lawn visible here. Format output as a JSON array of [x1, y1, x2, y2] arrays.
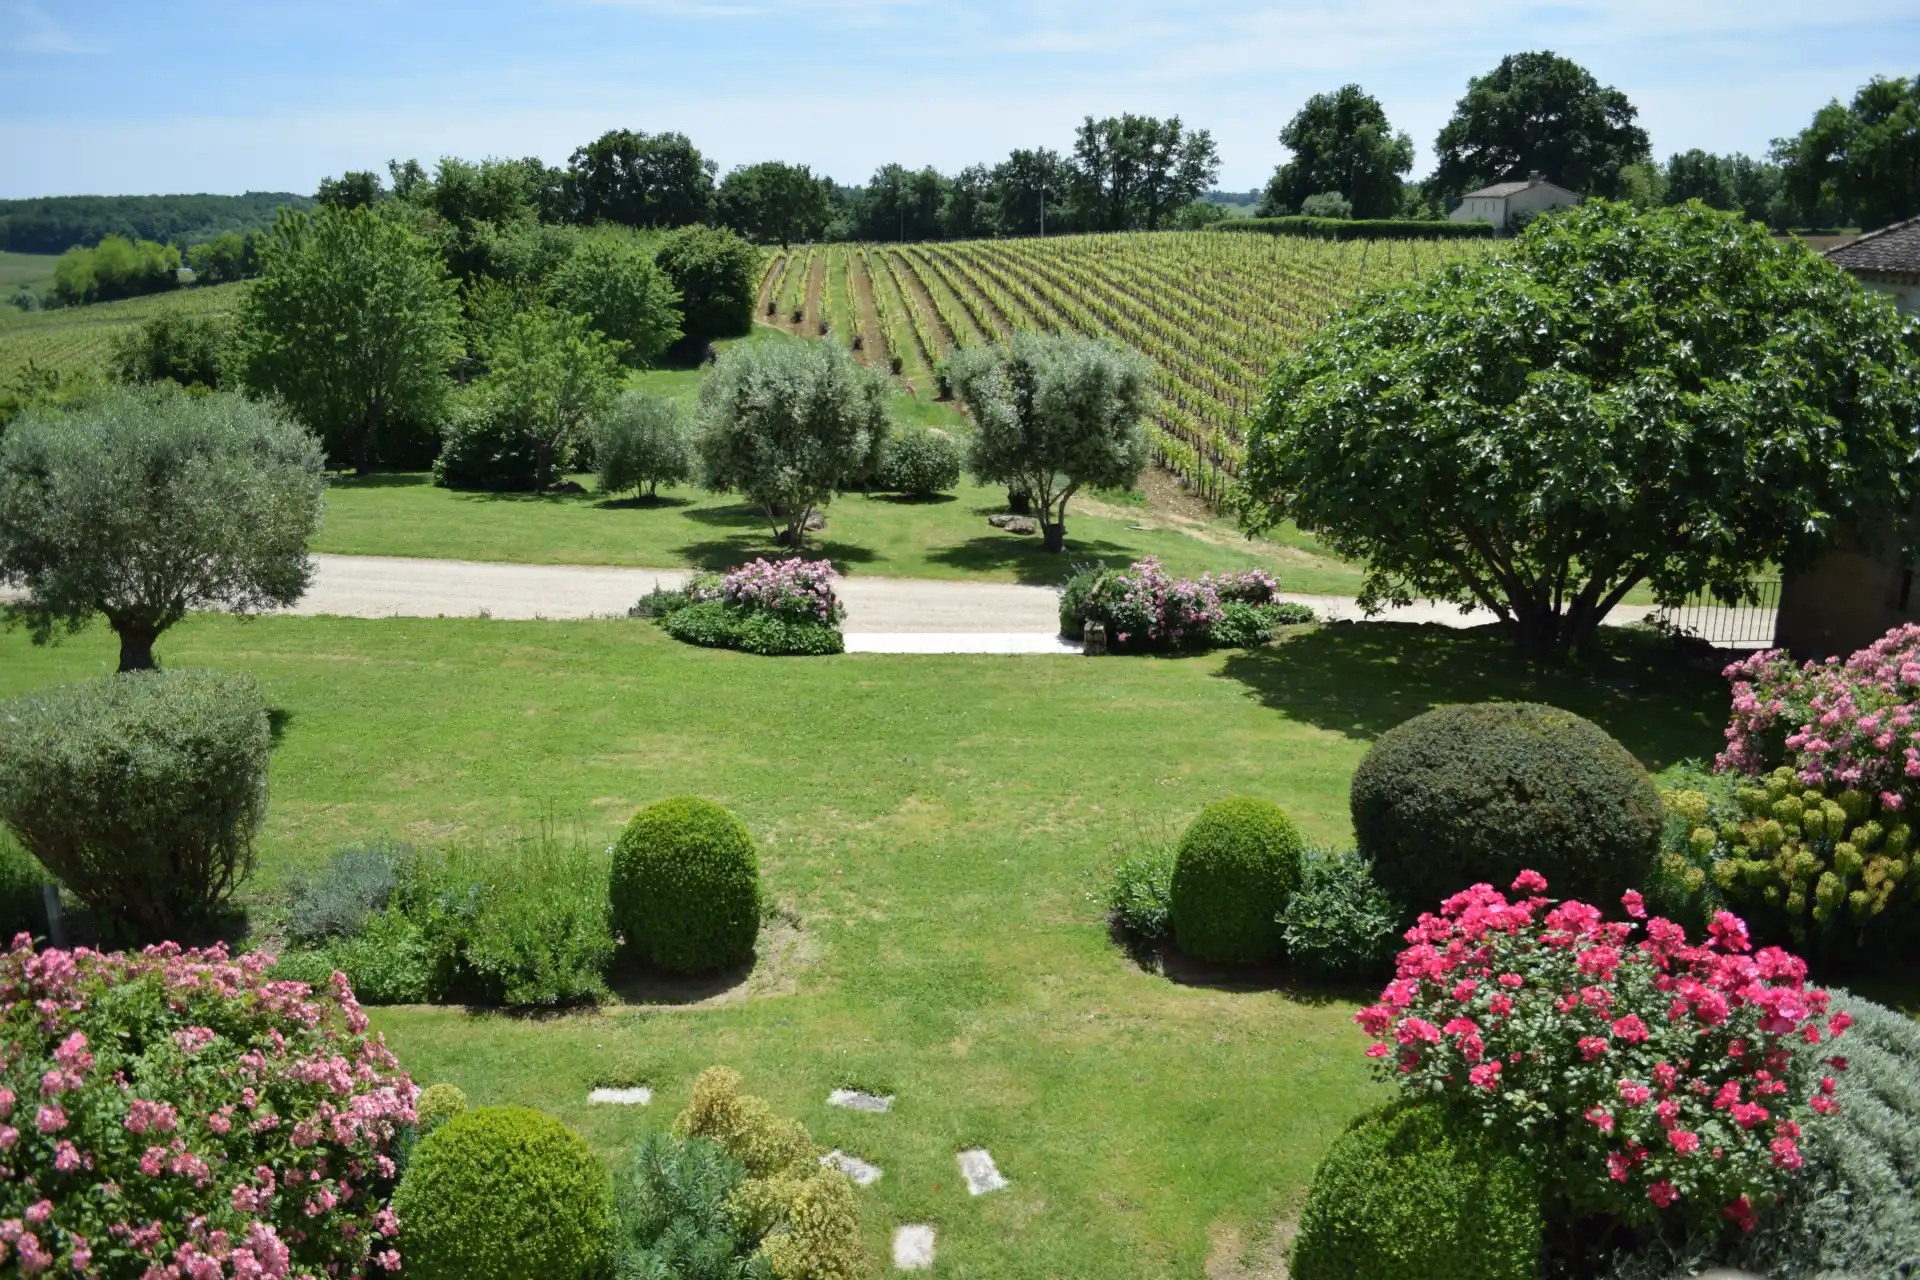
[[0, 250, 59, 297], [0, 615, 1731, 1278]]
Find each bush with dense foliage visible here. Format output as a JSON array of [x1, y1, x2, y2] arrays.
[[611, 797, 761, 973], [109, 307, 229, 390], [52, 233, 181, 306], [1242, 201, 1920, 656], [0, 670, 271, 942], [597, 390, 693, 498], [0, 385, 327, 671], [430, 400, 544, 492], [286, 838, 413, 946], [694, 338, 889, 548], [1279, 850, 1401, 980], [660, 602, 844, 656], [654, 558, 844, 657], [415, 1083, 470, 1134], [877, 427, 962, 496], [1291, 1103, 1544, 1280], [1356, 872, 1847, 1240], [614, 1131, 769, 1280], [671, 1067, 867, 1280], [0, 937, 415, 1277], [1104, 844, 1175, 944], [653, 224, 760, 349], [950, 333, 1151, 553], [548, 230, 683, 367], [1168, 797, 1304, 963], [0, 833, 47, 942], [1351, 702, 1662, 912], [1062, 559, 1304, 650], [394, 1105, 612, 1280]]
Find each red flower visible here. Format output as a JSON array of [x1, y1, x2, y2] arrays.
[[1578, 1036, 1609, 1061], [1649, 1181, 1679, 1207], [1610, 1014, 1650, 1044]]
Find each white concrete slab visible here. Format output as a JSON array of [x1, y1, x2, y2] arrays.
[[957, 1148, 1008, 1195], [820, 1149, 884, 1186], [892, 1224, 936, 1271], [827, 1088, 894, 1113], [587, 1087, 652, 1106]]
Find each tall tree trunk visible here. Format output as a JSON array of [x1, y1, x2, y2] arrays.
[[1040, 518, 1066, 554], [114, 620, 161, 672]]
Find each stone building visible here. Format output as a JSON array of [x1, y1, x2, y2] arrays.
[[1772, 217, 1920, 658], [1447, 172, 1581, 233]]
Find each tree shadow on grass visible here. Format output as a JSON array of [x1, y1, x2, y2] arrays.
[[677, 501, 772, 528], [871, 493, 958, 506], [926, 535, 1134, 587], [1108, 922, 1357, 1006], [267, 707, 295, 748], [326, 472, 430, 490], [1216, 622, 1729, 772], [671, 537, 880, 574], [604, 948, 757, 1006], [593, 494, 695, 511]]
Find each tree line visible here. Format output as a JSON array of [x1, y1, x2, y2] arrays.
[[1254, 52, 1920, 231], [0, 192, 314, 255]]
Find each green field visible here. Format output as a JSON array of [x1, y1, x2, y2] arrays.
[[0, 614, 1728, 1277], [0, 279, 244, 378], [0, 250, 60, 298]]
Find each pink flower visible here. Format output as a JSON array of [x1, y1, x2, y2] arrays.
[[1610, 1014, 1649, 1044], [1649, 1181, 1679, 1207], [138, 1146, 166, 1177], [33, 1104, 64, 1133], [1468, 1062, 1503, 1090], [23, 1201, 49, 1225], [1669, 1129, 1701, 1155], [1724, 1196, 1758, 1231], [1607, 1151, 1632, 1181], [1621, 889, 1647, 919], [1617, 1080, 1652, 1107], [1364, 1042, 1390, 1058], [1511, 869, 1548, 894], [1578, 1036, 1609, 1061], [1584, 1107, 1614, 1132], [51, 1141, 80, 1173], [1771, 1136, 1803, 1169]]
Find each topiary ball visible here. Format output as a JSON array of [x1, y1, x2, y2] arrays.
[[611, 797, 761, 973], [1291, 1104, 1542, 1280], [1351, 702, 1661, 914], [1168, 796, 1304, 963], [415, 1083, 469, 1134], [393, 1105, 613, 1280], [877, 427, 962, 496]]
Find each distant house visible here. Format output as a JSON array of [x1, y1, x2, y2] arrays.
[[1447, 172, 1581, 233], [1771, 217, 1920, 657]]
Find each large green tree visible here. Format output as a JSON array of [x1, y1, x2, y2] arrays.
[[567, 129, 715, 228], [1241, 202, 1920, 658], [470, 305, 625, 488], [652, 225, 760, 349], [1774, 75, 1920, 230], [1260, 85, 1414, 219], [989, 148, 1075, 236], [546, 231, 682, 367], [715, 162, 834, 248], [1070, 115, 1220, 231], [1430, 51, 1649, 199], [951, 333, 1152, 554], [856, 165, 951, 241], [0, 386, 326, 671], [234, 205, 463, 472]]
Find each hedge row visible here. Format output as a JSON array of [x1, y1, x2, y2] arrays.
[[1211, 217, 1494, 241]]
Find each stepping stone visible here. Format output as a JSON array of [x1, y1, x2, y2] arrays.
[[956, 1148, 1007, 1195], [819, 1149, 883, 1186], [892, 1224, 936, 1271], [587, 1086, 652, 1106], [827, 1088, 894, 1113]]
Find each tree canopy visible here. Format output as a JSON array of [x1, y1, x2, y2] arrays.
[[1773, 75, 1920, 230], [1241, 201, 1920, 657], [0, 192, 311, 255], [567, 129, 716, 229], [1260, 85, 1414, 219], [1430, 51, 1650, 199], [951, 333, 1151, 554], [1070, 114, 1221, 232], [653, 224, 759, 349], [52, 235, 180, 306], [715, 162, 834, 248], [546, 231, 682, 367], [0, 387, 327, 671], [234, 205, 464, 472]]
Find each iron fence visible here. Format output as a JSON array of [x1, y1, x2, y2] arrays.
[[1651, 580, 1781, 650]]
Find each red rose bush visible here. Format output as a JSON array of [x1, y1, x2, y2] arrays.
[[0, 936, 417, 1277], [1355, 872, 1847, 1234]]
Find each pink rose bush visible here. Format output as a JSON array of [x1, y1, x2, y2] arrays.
[[1083, 557, 1226, 649], [1198, 568, 1280, 605], [0, 936, 416, 1277], [696, 557, 843, 625], [1355, 871, 1846, 1234]]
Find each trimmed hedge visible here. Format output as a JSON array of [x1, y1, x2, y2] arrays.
[[1292, 1104, 1543, 1280], [1168, 797, 1303, 963], [1351, 702, 1661, 912], [1212, 217, 1494, 240], [393, 1105, 613, 1280], [611, 797, 761, 973], [878, 427, 962, 496], [659, 600, 844, 656]]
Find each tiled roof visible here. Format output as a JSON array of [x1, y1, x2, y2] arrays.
[[1826, 216, 1920, 274], [1460, 181, 1533, 199]]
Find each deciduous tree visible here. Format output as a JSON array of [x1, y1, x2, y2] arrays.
[[715, 161, 834, 248], [1774, 75, 1920, 230], [567, 129, 716, 228], [1260, 86, 1414, 219], [547, 231, 682, 366], [1241, 202, 1920, 658], [1070, 115, 1220, 231], [1430, 51, 1649, 200]]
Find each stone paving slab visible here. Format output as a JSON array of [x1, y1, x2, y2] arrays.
[[827, 1088, 894, 1112], [892, 1224, 936, 1270], [587, 1086, 652, 1105], [819, 1149, 884, 1185], [957, 1148, 1008, 1195]]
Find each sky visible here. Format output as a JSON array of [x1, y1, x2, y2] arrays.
[[2, 0, 1917, 200]]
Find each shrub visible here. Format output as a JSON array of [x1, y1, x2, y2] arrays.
[[109, 308, 228, 389], [1168, 797, 1304, 963], [548, 231, 683, 367], [1268, 600, 1316, 626], [1351, 702, 1662, 912], [597, 390, 693, 498], [1058, 565, 1115, 641], [673, 1067, 867, 1280], [0, 831, 48, 942], [1297, 191, 1354, 219], [1280, 850, 1400, 980], [653, 225, 760, 348], [416, 1083, 470, 1134], [659, 601, 845, 656], [877, 428, 962, 496], [612, 798, 761, 973], [0, 938, 414, 1276], [1082, 556, 1223, 650], [1290, 1103, 1543, 1280], [286, 838, 414, 946], [1201, 568, 1280, 604], [614, 1131, 767, 1280], [329, 908, 434, 1004], [630, 584, 695, 618], [1104, 844, 1175, 943], [1211, 601, 1277, 648], [1357, 873, 1846, 1236], [0, 670, 272, 942], [394, 1105, 613, 1280], [714, 557, 842, 624]]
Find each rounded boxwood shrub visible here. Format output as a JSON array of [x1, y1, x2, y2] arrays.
[[416, 1082, 470, 1133], [1351, 702, 1661, 913], [611, 797, 761, 972], [0, 668, 271, 941], [1291, 1104, 1543, 1280], [393, 1105, 613, 1280], [1168, 796, 1304, 963], [878, 427, 962, 496]]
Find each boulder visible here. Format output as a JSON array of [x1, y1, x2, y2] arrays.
[[988, 513, 1038, 535]]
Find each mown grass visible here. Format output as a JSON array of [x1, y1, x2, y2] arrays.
[[0, 615, 1730, 1277]]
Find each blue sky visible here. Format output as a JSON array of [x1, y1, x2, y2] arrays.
[[2, 0, 1917, 199]]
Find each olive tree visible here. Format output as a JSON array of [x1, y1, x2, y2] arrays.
[[0, 386, 326, 671], [234, 204, 463, 472], [595, 390, 692, 499], [694, 338, 889, 548], [951, 333, 1152, 553], [1242, 201, 1920, 658]]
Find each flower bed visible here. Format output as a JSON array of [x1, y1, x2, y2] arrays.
[[1354, 871, 1846, 1239], [1061, 559, 1309, 651], [652, 558, 844, 656], [0, 935, 416, 1276]]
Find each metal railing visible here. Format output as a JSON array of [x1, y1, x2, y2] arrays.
[[1652, 580, 1781, 650]]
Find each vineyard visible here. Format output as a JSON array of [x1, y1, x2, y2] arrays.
[[755, 231, 1493, 506], [0, 282, 245, 381]]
